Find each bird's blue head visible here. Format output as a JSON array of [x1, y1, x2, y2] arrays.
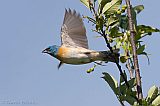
[[42, 45, 60, 57]]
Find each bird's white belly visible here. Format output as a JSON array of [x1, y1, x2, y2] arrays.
[[61, 53, 92, 65]]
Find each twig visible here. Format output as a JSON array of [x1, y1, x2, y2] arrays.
[[89, 2, 130, 89], [125, 0, 143, 99], [101, 30, 130, 88], [126, 51, 134, 79], [126, 59, 133, 79]]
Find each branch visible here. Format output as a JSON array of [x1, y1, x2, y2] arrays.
[[101, 30, 130, 88], [126, 51, 133, 79], [88, 2, 130, 89], [125, 0, 143, 99], [126, 59, 133, 79]]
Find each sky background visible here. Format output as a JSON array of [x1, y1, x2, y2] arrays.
[[0, 0, 160, 106]]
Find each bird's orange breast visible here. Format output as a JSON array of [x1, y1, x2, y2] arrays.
[[57, 46, 69, 59]]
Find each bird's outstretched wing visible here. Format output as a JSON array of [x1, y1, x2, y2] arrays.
[[61, 9, 88, 49]]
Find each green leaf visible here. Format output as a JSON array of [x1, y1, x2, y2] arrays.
[[137, 45, 145, 55], [80, 0, 90, 8], [140, 25, 160, 33], [122, 41, 129, 51], [97, 16, 104, 30], [141, 99, 149, 106], [107, 16, 118, 26], [120, 78, 136, 93], [102, 0, 122, 14], [137, 25, 160, 38], [98, 0, 102, 4], [120, 71, 127, 83], [128, 78, 136, 88], [102, 72, 118, 95], [98, 0, 111, 5], [109, 27, 123, 38], [131, 7, 137, 26], [119, 15, 128, 30], [140, 52, 150, 65], [121, 95, 137, 105], [98, 0, 111, 14], [84, 16, 96, 24], [152, 95, 160, 106], [134, 5, 144, 14], [146, 85, 159, 103], [115, 38, 122, 48]]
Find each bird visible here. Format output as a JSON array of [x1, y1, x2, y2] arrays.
[[42, 9, 119, 69]]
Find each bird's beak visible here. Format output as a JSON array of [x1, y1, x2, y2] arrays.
[[42, 48, 48, 53]]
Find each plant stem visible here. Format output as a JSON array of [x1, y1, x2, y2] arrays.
[[126, 59, 133, 79], [126, 51, 133, 79], [101, 30, 130, 88], [125, 0, 143, 99], [91, 3, 130, 89]]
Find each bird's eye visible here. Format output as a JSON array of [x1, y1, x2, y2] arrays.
[[46, 48, 50, 51]]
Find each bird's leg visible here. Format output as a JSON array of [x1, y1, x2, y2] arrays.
[[58, 62, 64, 69]]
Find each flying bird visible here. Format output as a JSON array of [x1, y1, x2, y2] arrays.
[[42, 9, 119, 69]]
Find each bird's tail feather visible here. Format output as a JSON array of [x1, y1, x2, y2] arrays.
[[98, 49, 120, 63]]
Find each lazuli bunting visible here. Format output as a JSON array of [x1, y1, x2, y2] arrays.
[[42, 9, 119, 68]]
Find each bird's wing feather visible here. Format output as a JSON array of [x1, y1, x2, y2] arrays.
[[61, 9, 88, 49]]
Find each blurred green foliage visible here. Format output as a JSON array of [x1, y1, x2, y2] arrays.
[[80, 0, 160, 105]]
